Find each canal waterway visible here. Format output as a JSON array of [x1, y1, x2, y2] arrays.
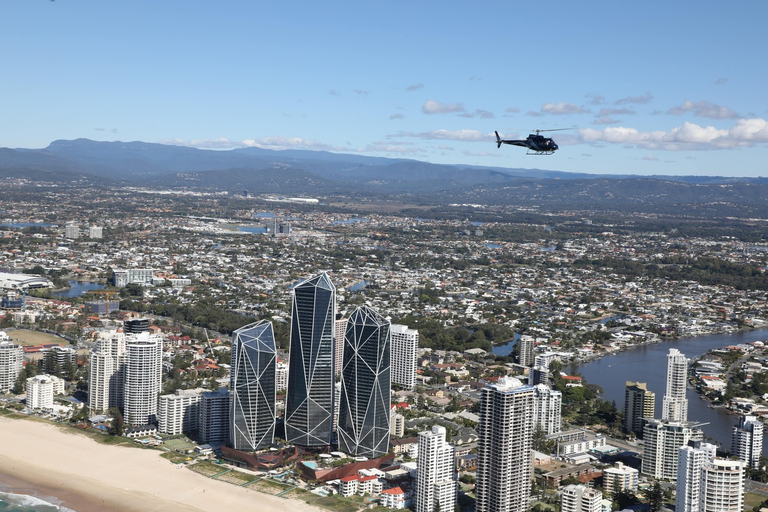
[[572, 328, 768, 454], [54, 280, 105, 299]]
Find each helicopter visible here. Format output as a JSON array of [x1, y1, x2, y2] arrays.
[[495, 128, 570, 155]]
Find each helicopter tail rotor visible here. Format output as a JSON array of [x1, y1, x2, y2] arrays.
[[495, 131, 502, 148]]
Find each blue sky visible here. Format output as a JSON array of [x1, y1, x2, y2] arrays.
[[2, 1, 767, 176]]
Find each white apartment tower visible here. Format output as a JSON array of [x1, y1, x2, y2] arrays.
[[642, 419, 703, 479], [416, 425, 456, 512], [158, 389, 203, 435], [533, 384, 562, 435], [700, 459, 744, 512], [476, 376, 536, 512], [677, 442, 718, 512], [123, 332, 162, 425], [732, 414, 763, 469], [390, 324, 418, 389], [0, 340, 23, 392], [561, 485, 603, 512], [88, 332, 127, 412], [624, 381, 655, 437], [662, 348, 688, 423], [26, 374, 55, 409]]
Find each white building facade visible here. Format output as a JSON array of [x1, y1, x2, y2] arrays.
[[533, 384, 562, 435], [662, 348, 688, 423], [158, 389, 203, 435], [0, 340, 23, 392], [124, 333, 163, 425], [416, 425, 456, 512], [732, 414, 763, 470], [390, 324, 418, 389]]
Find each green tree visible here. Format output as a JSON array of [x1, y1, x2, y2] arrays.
[[645, 482, 664, 512], [108, 407, 124, 436]]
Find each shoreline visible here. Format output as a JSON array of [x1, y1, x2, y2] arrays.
[[0, 415, 322, 512]]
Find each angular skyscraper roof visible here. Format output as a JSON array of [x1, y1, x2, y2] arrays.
[[231, 320, 277, 451], [338, 306, 391, 458], [285, 272, 336, 448]]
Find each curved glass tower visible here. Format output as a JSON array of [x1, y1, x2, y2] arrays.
[[285, 272, 336, 448], [338, 306, 391, 458], [230, 320, 277, 451]]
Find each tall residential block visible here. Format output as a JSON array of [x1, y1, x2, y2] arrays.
[[533, 384, 562, 435], [700, 459, 744, 512], [0, 340, 23, 392], [476, 376, 536, 512], [88, 332, 127, 412], [124, 332, 162, 426], [518, 335, 535, 367], [158, 389, 202, 435], [662, 348, 688, 423], [416, 425, 456, 512], [732, 414, 763, 469], [230, 320, 277, 451], [285, 272, 336, 448], [602, 461, 639, 497], [199, 387, 230, 445], [677, 442, 718, 512], [338, 306, 391, 458], [642, 419, 703, 479], [390, 324, 418, 389], [560, 485, 603, 512], [624, 381, 655, 436], [27, 374, 55, 409]]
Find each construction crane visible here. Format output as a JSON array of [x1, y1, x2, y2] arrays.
[[86, 290, 119, 314]]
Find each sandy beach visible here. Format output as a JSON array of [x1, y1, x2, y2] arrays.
[[0, 416, 325, 512]]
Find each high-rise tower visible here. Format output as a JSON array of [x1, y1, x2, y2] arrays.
[[0, 340, 23, 393], [732, 414, 763, 470], [416, 425, 456, 512], [88, 332, 127, 412], [624, 381, 655, 436], [476, 376, 536, 512], [285, 272, 336, 448], [124, 332, 162, 426], [338, 306, 391, 458], [230, 320, 277, 451], [390, 324, 418, 389], [662, 348, 688, 423]]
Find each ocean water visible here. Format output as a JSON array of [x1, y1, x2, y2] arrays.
[[0, 489, 75, 512]]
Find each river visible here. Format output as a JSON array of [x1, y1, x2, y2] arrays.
[[571, 328, 768, 455]]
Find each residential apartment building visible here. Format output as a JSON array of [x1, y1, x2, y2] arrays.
[[158, 389, 202, 435], [27, 374, 55, 409], [700, 459, 744, 512], [662, 348, 688, 423], [124, 332, 162, 425], [198, 387, 230, 445], [602, 462, 639, 497], [642, 419, 703, 479], [476, 376, 535, 512], [88, 332, 126, 412], [416, 425, 456, 512], [732, 414, 763, 469], [533, 384, 562, 435], [560, 484, 603, 512], [390, 324, 418, 389], [0, 340, 23, 392], [677, 443, 718, 512], [624, 381, 655, 437]]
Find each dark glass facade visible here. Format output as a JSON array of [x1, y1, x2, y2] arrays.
[[338, 306, 391, 457], [285, 272, 336, 447], [230, 320, 277, 451]]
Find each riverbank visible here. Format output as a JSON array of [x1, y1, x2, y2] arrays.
[[0, 415, 322, 512]]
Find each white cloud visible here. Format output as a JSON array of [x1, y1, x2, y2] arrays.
[[459, 109, 495, 119], [390, 129, 487, 141], [643, 155, 659, 161], [593, 116, 619, 125], [422, 100, 465, 114], [598, 108, 636, 116], [406, 83, 424, 91], [541, 102, 589, 115], [615, 93, 653, 105], [161, 136, 345, 152], [578, 118, 768, 150], [667, 100, 739, 119], [389, 113, 405, 120]]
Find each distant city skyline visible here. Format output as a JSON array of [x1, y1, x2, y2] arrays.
[[2, 1, 767, 177]]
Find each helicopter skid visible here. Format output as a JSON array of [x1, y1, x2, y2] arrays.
[[526, 150, 555, 156]]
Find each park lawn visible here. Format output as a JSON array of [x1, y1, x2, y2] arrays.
[[744, 492, 765, 511], [5, 329, 67, 346]]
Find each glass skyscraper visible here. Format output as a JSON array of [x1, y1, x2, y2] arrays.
[[285, 272, 336, 448], [230, 320, 277, 451], [338, 306, 391, 458]]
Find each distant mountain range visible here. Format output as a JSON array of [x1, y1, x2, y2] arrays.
[[2, 139, 767, 214]]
